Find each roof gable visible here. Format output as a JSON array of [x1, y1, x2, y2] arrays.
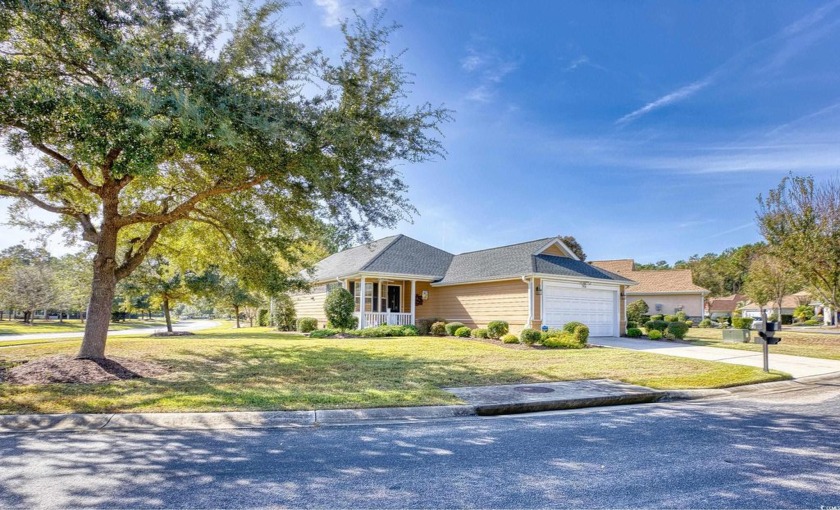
[[361, 235, 453, 278], [590, 259, 708, 294], [533, 238, 579, 260]]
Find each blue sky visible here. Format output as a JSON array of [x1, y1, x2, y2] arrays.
[[3, 0, 840, 263]]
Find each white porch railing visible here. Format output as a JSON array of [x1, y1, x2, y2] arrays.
[[354, 311, 414, 327]]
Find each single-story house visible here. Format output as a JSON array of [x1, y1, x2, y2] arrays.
[[589, 259, 709, 320], [705, 294, 747, 319], [292, 235, 636, 337], [740, 291, 812, 319]]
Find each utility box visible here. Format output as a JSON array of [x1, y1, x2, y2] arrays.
[[722, 328, 751, 343]]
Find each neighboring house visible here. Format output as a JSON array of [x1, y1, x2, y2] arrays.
[[589, 259, 709, 320], [705, 294, 747, 319], [292, 235, 635, 337], [740, 291, 812, 319]]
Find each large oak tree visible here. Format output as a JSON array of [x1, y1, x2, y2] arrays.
[[0, 1, 448, 358]]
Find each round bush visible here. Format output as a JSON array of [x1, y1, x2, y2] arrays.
[[297, 317, 318, 333], [487, 321, 509, 339], [445, 322, 466, 336], [731, 317, 755, 330], [626, 327, 643, 338], [666, 321, 690, 340], [472, 328, 489, 339], [644, 320, 669, 333], [430, 321, 447, 336], [676, 311, 688, 322], [698, 318, 712, 328], [519, 328, 541, 345], [626, 320, 638, 329], [572, 324, 589, 345], [323, 288, 356, 331], [650, 314, 664, 321], [562, 321, 585, 334], [648, 330, 663, 340], [454, 326, 472, 338], [664, 314, 678, 323], [501, 333, 519, 344]]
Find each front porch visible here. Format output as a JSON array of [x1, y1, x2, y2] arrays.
[[345, 276, 418, 329]]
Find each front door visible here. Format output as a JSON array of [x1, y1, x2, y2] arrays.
[[387, 285, 401, 312]]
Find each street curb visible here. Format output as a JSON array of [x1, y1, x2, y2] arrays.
[[472, 392, 667, 416]]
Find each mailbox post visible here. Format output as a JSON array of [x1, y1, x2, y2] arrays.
[[757, 320, 781, 372]]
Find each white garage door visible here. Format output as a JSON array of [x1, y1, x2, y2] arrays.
[[543, 282, 617, 337]]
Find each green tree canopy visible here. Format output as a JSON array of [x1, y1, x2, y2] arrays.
[[0, 2, 448, 358]]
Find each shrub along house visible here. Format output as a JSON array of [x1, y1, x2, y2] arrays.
[[589, 259, 709, 321], [291, 235, 635, 337]]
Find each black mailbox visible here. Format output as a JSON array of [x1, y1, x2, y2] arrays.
[[758, 331, 782, 344], [764, 321, 780, 332]]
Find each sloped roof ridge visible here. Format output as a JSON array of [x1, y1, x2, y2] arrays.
[[455, 237, 555, 256], [360, 234, 405, 271]]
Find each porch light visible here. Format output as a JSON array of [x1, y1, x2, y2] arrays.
[[535, 286, 542, 295]]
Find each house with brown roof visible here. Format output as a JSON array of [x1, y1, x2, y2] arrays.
[[705, 294, 747, 319], [739, 291, 812, 319], [292, 235, 636, 337], [590, 259, 709, 320]]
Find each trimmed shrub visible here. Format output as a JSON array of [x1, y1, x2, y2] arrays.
[[640, 314, 651, 324], [663, 314, 678, 323], [258, 309, 270, 327], [627, 299, 649, 325], [309, 328, 337, 338], [347, 325, 419, 337], [698, 318, 712, 328], [676, 311, 688, 322], [472, 328, 489, 339], [543, 333, 585, 349], [626, 327, 643, 338], [431, 321, 447, 336], [572, 324, 589, 345], [644, 320, 669, 333], [520, 328, 541, 345], [454, 326, 472, 338], [650, 314, 664, 321], [445, 322, 466, 336], [297, 317, 318, 333], [416, 317, 444, 336], [562, 321, 586, 334], [648, 329, 663, 340], [684, 320, 694, 327], [626, 320, 638, 329], [666, 321, 690, 340], [273, 294, 297, 331], [793, 304, 815, 322], [501, 333, 519, 344], [803, 319, 821, 326], [487, 321, 509, 339], [731, 317, 755, 330], [324, 288, 356, 332]]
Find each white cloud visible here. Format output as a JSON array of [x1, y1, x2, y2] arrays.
[[616, 1, 840, 125], [460, 46, 518, 103], [313, 0, 383, 28], [563, 55, 607, 73]]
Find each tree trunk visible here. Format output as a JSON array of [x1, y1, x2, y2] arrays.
[[77, 220, 119, 360], [162, 297, 173, 333], [234, 305, 240, 328], [23, 310, 31, 324]]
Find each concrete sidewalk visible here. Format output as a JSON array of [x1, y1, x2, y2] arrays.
[[591, 336, 840, 378]]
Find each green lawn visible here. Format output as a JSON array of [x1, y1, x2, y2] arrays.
[[0, 324, 788, 414], [684, 327, 840, 361], [0, 319, 163, 336]]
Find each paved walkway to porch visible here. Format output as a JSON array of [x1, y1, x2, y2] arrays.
[[591, 337, 840, 379]]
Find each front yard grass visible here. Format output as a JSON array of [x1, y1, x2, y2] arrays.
[[0, 319, 162, 336], [684, 327, 840, 360], [0, 324, 787, 414]]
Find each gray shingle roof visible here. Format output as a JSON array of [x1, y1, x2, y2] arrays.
[[306, 235, 633, 285], [436, 238, 552, 284]]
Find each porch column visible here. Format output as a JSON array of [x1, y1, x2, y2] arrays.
[[359, 276, 366, 329], [410, 280, 416, 325]]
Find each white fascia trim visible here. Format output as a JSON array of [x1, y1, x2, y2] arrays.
[[627, 291, 709, 296], [311, 272, 437, 285], [430, 276, 526, 287], [534, 273, 630, 288], [532, 238, 580, 261]]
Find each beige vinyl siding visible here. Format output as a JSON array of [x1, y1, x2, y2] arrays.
[[291, 285, 328, 327], [540, 244, 569, 257], [417, 279, 530, 332]]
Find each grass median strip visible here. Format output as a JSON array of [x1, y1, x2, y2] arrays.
[[684, 327, 840, 361], [0, 325, 788, 414], [0, 319, 162, 336]]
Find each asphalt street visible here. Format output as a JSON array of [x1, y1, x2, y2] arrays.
[[1, 379, 839, 509]]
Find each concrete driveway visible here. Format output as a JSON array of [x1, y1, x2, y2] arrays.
[[0, 319, 220, 343], [591, 336, 840, 378]]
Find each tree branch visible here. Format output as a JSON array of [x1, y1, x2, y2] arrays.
[[30, 142, 101, 194], [117, 175, 269, 227], [115, 224, 167, 281], [0, 183, 77, 215]]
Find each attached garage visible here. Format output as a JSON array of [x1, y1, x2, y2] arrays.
[[542, 281, 619, 337]]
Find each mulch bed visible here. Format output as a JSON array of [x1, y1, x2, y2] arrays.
[[1, 355, 170, 385]]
